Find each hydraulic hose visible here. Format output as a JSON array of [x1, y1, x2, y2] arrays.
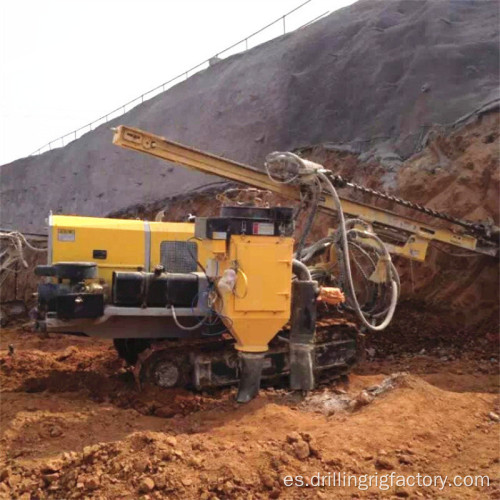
[[265, 151, 399, 331], [298, 236, 334, 264], [295, 179, 321, 262], [348, 240, 401, 302], [345, 228, 399, 320], [349, 240, 401, 318], [292, 259, 312, 281], [317, 172, 398, 331], [171, 305, 208, 331]]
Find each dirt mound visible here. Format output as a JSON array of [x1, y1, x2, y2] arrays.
[[1, 328, 498, 499], [0, 336, 227, 419], [1, 0, 499, 233]]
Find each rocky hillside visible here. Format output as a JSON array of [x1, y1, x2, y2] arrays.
[[1, 0, 498, 233]]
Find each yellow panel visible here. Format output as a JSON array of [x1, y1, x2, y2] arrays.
[[231, 237, 292, 312], [51, 216, 215, 283], [51, 214, 145, 230], [214, 235, 294, 352], [51, 215, 145, 285]]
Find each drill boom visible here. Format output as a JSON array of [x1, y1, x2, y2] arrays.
[[112, 125, 497, 261]]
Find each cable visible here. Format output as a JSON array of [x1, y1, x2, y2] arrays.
[[317, 171, 398, 331], [0, 231, 47, 253], [232, 268, 249, 299], [349, 244, 373, 305], [295, 178, 321, 261], [348, 241, 400, 318], [298, 236, 335, 263], [0, 231, 48, 287], [265, 150, 399, 330], [292, 259, 312, 281], [171, 305, 208, 331], [349, 240, 401, 301], [186, 236, 209, 277]]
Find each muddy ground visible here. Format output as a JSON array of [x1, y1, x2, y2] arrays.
[[0, 322, 498, 499]]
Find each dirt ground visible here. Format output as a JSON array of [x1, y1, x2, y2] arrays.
[[0, 113, 498, 500], [0, 324, 498, 500]]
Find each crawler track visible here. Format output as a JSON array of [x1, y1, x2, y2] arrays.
[[121, 317, 360, 391]]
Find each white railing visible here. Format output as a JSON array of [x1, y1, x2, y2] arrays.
[[30, 0, 330, 156]]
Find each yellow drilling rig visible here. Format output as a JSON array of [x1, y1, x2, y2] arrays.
[[34, 126, 499, 402]]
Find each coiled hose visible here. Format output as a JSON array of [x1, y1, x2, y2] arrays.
[[265, 151, 399, 332], [316, 172, 398, 331]]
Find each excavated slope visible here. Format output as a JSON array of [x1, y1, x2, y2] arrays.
[[1, 0, 499, 233]]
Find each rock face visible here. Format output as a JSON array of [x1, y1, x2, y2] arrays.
[[1, 0, 498, 233]]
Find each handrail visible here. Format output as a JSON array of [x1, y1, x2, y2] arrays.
[[29, 0, 327, 157]]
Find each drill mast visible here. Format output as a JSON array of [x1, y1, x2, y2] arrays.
[[112, 125, 497, 262]]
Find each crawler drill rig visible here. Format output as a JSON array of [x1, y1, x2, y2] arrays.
[[34, 126, 499, 402]]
